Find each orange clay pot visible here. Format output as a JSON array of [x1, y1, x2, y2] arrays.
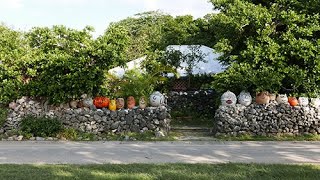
[[93, 96, 109, 108], [288, 97, 298, 106], [127, 96, 136, 109], [256, 91, 270, 105]]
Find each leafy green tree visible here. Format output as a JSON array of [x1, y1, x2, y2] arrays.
[[0, 25, 27, 103], [210, 0, 320, 95], [22, 25, 130, 103], [109, 11, 217, 60]]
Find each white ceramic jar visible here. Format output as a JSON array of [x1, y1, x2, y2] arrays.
[[149, 91, 165, 107], [238, 91, 252, 106], [221, 90, 237, 106]]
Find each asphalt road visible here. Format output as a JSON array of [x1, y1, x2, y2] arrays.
[[0, 141, 319, 164]]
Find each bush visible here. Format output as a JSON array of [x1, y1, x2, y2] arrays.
[[210, 0, 320, 96], [20, 116, 63, 137], [0, 107, 8, 128], [57, 128, 78, 140], [106, 69, 157, 98]]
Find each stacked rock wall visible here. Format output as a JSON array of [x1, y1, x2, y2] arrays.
[[214, 103, 320, 136], [3, 97, 170, 135]]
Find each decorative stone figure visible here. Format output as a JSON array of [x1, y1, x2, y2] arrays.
[[149, 91, 165, 107], [127, 96, 136, 109], [93, 96, 109, 108], [269, 93, 276, 101], [116, 98, 125, 109], [69, 100, 78, 109], [82, 98, 93, 108], [288, 97, 298, 106], [256, 91, 270, 105], [310, 98, 320, 108], [221, 90, 237, 106], [8, 102, 17, 110], [139, 96, 147, 109], [276, 94, 288, 104], [298, 97, 309, 106], [237, 91, 252, 106], [77, 101, 85, 108], [109, 99, 117, 111]]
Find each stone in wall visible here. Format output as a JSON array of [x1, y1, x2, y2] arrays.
[[2, 97, 171, 136], [214, 102, 320, 136]]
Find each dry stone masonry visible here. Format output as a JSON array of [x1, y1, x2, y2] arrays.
[[3, 96, 171, 136], [214, 102, 320, 136]]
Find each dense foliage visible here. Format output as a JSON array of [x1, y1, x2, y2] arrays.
[[0, 24, 130, 104], [2, 0, 319, 105], [210, 0, 320, 96], [20, 116, 63, 137], [0, 25, 26, 103], [0, 11, 216, 104], [109, 11, 216, 61]]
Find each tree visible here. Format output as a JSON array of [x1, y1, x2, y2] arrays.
[[108, 11, 217, 60], [210, 0, 320, 95], [22, 25, 130, 103], [0, 24, 27, 103]]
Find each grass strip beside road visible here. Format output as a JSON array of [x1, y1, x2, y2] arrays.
[[0, 163, 318, 180]]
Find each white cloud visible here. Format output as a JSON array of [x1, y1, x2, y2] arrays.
[[0, 0, 23, 9], [140, 0, 213, 18]]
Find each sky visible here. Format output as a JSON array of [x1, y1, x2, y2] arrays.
[[0, 0, 214, 37]]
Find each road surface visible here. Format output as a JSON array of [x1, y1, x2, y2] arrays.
[[0, 141, 319, 164]]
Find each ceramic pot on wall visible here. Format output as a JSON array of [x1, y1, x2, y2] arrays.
[[77, 101, 85, 108], [276, 94, 288, 104], [8, 102, 17, 110], [298, 97, 309, 106], [149, 91, 165, 107], [69, 100, 78, 109], [82, 98, 93, 108], [109, 99, 117, 111], [288, 97, 298, 106], [127, 96, 136, 109], [269, 93, 276, 101], [221, 90, 237, 106], [256, 91, 270, 105], [139, 96, 147, 109], [116, 98, 125, 109], [237, 91, 252, 106], [310, 98, 320, 108], [93, 96, 110, 108]]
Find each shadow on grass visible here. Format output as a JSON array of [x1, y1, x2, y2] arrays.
[[0, 163, 318, 180]]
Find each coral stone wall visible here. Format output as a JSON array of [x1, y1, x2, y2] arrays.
[[2, 97, 171, 135], [214, 103, 320, 136]]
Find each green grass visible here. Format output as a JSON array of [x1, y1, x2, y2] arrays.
[[217, 134, 320, 141], [0, 163, 318, 180]]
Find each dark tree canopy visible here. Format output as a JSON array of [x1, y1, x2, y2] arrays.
[[210, 0, 320, 96]]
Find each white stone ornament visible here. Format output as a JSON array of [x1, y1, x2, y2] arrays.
[[238, 91, 252, 106], [221, 90, 237, 106], [276, 94, 288, 104], [83, 98, 93, 108], [149, 91, 165, 107], [310, 98, 320, 108], [298, 97, 309, 106]]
